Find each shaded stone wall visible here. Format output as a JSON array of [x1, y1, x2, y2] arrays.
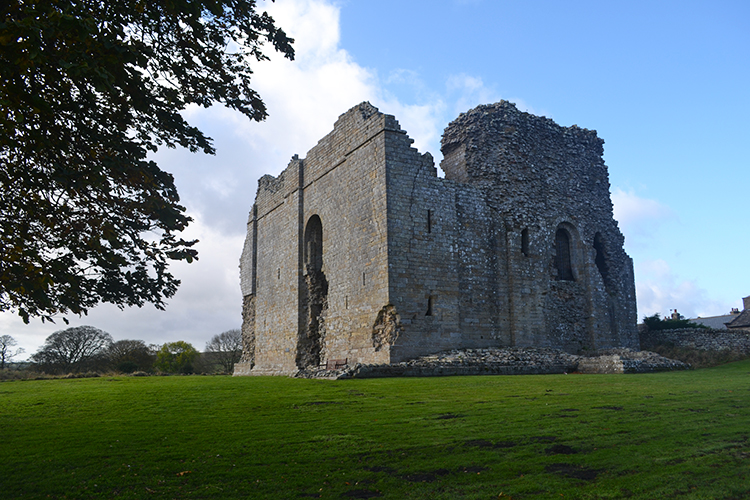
[[640, 328, 750, 353], [236, 101, 639, 376], [254, 169, 301, 375], [383, 127, 462, 361]]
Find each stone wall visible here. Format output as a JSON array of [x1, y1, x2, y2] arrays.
[[640, 328, 750, 353]]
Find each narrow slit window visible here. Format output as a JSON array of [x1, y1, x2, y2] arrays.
[[521, 228, 529, 256], [427, 209, 432, 234], [555, 228, 574, 281], [277, 268, 280, 279], [426, 296, 434, 316], [362, 272, 366, 287]]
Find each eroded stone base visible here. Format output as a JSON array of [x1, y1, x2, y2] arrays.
[[233, 361, 254, 376], [296, 347, 688, 379], [234, 363, 298, 376], [576, 349, 689, 373]]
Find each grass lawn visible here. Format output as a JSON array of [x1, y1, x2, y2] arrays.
[[1, 361, 749, 499]]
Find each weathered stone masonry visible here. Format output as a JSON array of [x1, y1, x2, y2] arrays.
[[234, 101, 639, 376]]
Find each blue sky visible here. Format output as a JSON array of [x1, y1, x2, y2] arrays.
[[4, 0, 749, 357]]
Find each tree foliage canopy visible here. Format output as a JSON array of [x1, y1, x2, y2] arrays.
[[30, 325, 113, 373], [154, 340, 199, 373], [106, 339, 155, 373], [0, 0, 294, 322]]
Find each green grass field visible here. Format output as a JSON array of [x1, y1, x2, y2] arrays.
[[1, 361, 749, 499]]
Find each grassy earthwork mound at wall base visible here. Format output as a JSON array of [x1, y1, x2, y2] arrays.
[[2, 361, 749, 499]]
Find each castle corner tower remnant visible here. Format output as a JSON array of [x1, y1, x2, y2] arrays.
[[234, 101, 638, 376]]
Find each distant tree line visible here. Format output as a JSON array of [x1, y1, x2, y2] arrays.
[[2, 327, 242, 375]]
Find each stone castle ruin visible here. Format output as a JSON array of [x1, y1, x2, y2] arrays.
[[234, 101, 639, 376]]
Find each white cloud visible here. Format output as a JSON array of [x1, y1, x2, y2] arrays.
[[446, 73, 500, 118], [611, 188, 676, 249], [612, 188, 674, 224], [634, 259, 725, 320], [83, 216, 245, 344], [249, 0, 380, 159], [264, 0, 341, 62], [612, 191, 730, 320], [380, 98, 446, 157]]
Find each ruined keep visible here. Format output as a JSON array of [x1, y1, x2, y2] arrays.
[[234, 101, 639, 376]]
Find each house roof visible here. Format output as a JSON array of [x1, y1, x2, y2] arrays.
[[690, 315, 735, 329], [726, 309, 750, 329]]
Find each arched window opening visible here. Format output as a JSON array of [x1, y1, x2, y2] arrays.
[[555, 228, 574, 281], [593, 232, 610, 285], [521, 228, 530, 257], [304, 215, 323, 273]]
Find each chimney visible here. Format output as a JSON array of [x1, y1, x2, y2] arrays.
[[743, 296, 750, 311]]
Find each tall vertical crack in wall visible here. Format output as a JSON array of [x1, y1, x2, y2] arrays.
[[240, 294, 255, 366]]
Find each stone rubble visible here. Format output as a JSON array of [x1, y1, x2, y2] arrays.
[[294, 347, 689, 379]]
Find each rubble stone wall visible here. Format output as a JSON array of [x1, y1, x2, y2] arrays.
[[640, 328, 750, 353], [440, 103, 638, 352]]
